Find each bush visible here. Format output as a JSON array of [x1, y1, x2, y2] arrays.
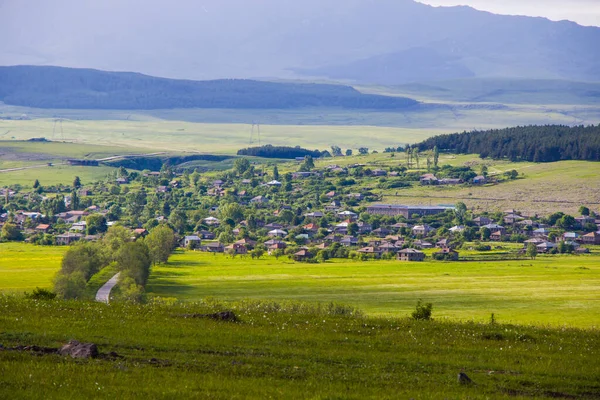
[[475, 244, 492, 251], [411, 300, 433, 321], [24, 287, 57, 300]]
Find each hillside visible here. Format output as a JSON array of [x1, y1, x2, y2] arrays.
[[0, 66, 418, 110], [1, 0, 599, 83]]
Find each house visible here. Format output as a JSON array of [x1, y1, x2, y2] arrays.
[[439, 178, 462, 185], [304, 223, 319, 233], [346, 193, 364, 201], [56, 233, 83, 246], [523, 238, 546, 248], [340, 236, 359, 247], [483, 224, 506, 235], [372, 227, 392, 238], [202, 242, 224, 253], [304, 211, 324, 219], [473, 176, 487, 185], [537, 242, 557, 253], [183, 235, 202, 248], [203, 217, 220, 226], [420, 174, 438, 185], [532, 228, 551, 238], [412, 224, 433, 236], [576, 216, 597, 229], [213, 180, 224, 187], [225, 243, 249, 255], [325, 191, 336, 198], [581, 232, 600, 245], [133, 228, 148, 238], [372, 169, 387, 177], [293, 249, 312, 261], [323, 234, 341, 243], [413, 240, 434, 249], [490, 231, 504, 241], [266, 180, 282, 186], [398, 248, 425, 262], [449, 225, 465, 234], [78, 189, 93, 196], [250, 196, 269, 204], [156, 186, 170, 193], [265, 223, 284, 230], [391, 222, 410, 230], [268, 229, 288, 238], [562, 232, 580, 242], [434, 248, 459, 261], [436, 238, 451, 248], [116, 177, 129, 185], [358, 247, 383, 258], [337, 211, 358, 220], [198, 230, 216, 240], [35, 224, 51, 233], [504, 214, 525, 225], [473, 217, 492, 227], [235, 238, 257, 249], [378, 242, 398, 253]]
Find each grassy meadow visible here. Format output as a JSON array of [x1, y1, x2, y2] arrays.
[[146, 251, 600, 328], [2, 296, 599, 399], [0, 243, 66, 293]]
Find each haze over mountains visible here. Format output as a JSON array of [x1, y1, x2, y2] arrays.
[[1, 0, 599, 84]]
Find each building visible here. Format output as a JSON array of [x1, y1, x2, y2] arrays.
[[56, 233, 83, 246], [398, 248, 425, 262], [581, 232, 600, 245], [433, 248, 459, 261], [183, 235, 202, 248], [366, 205, 451, 218]]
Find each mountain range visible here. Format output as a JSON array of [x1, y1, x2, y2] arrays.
[[1, 0, 599, 84]]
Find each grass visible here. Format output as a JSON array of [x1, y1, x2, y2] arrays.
[[0, 296, 599, 399], [0, 243, 66, 293], [147, 251, 600, 329]]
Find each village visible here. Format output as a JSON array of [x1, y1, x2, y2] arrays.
[[1, 157, 598, 264]]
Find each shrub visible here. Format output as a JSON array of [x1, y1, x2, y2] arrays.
[[475, 244, 492, 251], [24, 287, 57, 300], [411, 300, 433, 320]]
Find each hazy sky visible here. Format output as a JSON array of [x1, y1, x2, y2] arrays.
[[418, 0, 600, 26]]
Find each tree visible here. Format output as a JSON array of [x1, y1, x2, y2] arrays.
[[103, 225, 131, 254], [70, 191, 80, 210], [234, 158, 251, 175], [53, 270, 86, 300], [480, 165, 488, 177], [480, 227, 491, 241], [358, 147, 369, 155], [345, 149, 353, 156], [454, 202, 468, 225], [348, 222, 359, 236], [526, 243, 538, 260], [301, 155, 314, 171], [58, 242, 105, 281], [433, 146, 439, 168], [219, 203, 245, 224], [145, 225, 176, 264], [331, 145, 343, 157], [557, 215, 577, 230], [1, 223, 23, 241], [412, 148, 420, 169], [85, 214, 107, 235], [116, 241, 152, 286], [273, 165, 280, 181], [279, 209, 295, 224], [73, 176, 81, 189], [33, 179, 40, 189], [579, 206, 590, 216]]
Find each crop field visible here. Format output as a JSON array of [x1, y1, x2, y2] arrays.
[[0, 243, 66, 293], [147, 251, 600, 329]]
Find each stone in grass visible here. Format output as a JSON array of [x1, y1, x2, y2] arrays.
[[458, 372, 474, 385], [59, 340, 99, 359]]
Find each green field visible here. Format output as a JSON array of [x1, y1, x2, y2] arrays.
[[0, 243, 66, 292], [2, 296, 599, 399], [146, 251, 600, 328]]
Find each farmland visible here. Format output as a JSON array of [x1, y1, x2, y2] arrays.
[[0, 243, 66, 293]]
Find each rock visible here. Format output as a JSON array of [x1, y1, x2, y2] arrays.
[[59, 340, 98, 359], [458, 372, 474, 385]]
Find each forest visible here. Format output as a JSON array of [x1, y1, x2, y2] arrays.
[[415, 125, 600, 162], [0, 66, 418, 110], [237, 145, 323, 159]]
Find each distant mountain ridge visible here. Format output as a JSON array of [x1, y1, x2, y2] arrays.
[[0, 66, 418, 110], [1, 0, 599, 84]]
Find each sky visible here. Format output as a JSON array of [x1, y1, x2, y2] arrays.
[[418, 0, 600, 26]]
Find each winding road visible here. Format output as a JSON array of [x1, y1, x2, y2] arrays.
[[95, 273, 121, 304]]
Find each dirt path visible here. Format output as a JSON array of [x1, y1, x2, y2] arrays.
[[95, 273, 121, 304]]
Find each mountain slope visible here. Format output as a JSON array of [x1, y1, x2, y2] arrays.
[[1, 0, 599, 83], [0, 65, 418, 110]]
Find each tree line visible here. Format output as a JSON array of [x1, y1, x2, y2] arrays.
[[414, 125, 600, 162], [54, 225, 175, 302], [237, 145, 324, 159]]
